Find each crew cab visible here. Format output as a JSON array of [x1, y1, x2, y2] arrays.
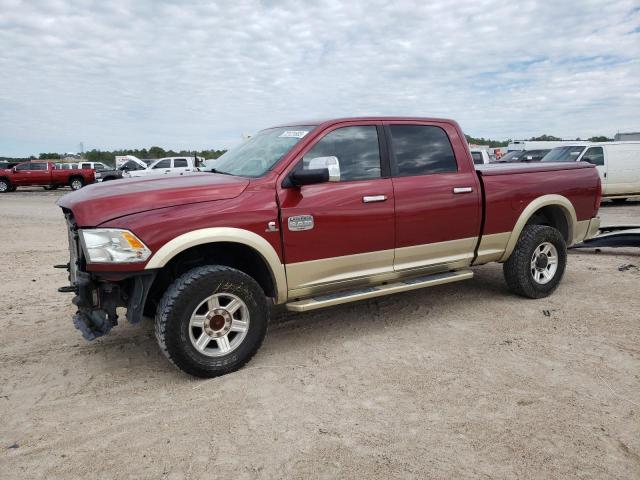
[[57, 117, 601, 378], [123, 156, 200, 178], [1, 161, 94, 192]]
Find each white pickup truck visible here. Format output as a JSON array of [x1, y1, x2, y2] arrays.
[[124, 157, 201, 178]]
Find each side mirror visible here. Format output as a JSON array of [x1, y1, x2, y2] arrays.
[[307, 156, 340, 182], [290, 168, 330, 186], [287, 156, 341, 187], [12, 167, 17, 173]]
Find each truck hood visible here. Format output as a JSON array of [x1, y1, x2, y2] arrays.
[[57, 173, 250, 226]]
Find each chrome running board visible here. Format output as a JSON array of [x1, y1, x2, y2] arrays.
[[285, 270, 473, 312]]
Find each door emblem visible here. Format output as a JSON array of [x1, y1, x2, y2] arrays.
[[288, 215, 314, 231]]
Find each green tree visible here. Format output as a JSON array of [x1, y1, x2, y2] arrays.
[[39, 152, 60, 159], [529, 134, 562, 141], [587, 135, 613, 142], [464, 135, 509, 148]]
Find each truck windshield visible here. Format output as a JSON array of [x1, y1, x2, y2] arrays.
[[541, 146, 585, 162], [212, 126, 315, 177]]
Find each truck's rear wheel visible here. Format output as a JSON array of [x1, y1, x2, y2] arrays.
[[69, 177, 84, 190], [503, 225, 567, 299], [155, 265, 269, 378], [0, 179, 11, 193]]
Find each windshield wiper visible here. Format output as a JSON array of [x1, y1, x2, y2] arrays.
[[210, 168, 233, 175]]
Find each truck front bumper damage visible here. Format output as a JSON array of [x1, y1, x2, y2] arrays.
[[59, 269, 156, 341]]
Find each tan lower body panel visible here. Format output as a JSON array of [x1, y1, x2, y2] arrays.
[[393, 237, 477, 271], [473, 232, 510, 264], [286, 249, 395, 295], [286, 237, 480, 299]]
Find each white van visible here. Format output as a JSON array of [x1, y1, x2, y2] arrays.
[[576, 142, 640, 202]]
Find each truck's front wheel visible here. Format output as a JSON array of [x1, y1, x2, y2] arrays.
[[155, 265, 269, 378], [503, 225, 567, 299]]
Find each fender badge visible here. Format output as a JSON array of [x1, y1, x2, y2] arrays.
[[288, 215, 314, 231]]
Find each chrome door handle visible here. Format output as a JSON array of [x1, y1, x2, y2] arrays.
[[363, 195, 387, 203], [453, 187, 473, 194]]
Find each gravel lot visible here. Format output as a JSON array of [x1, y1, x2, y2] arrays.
[[1, 189, 639, 479]]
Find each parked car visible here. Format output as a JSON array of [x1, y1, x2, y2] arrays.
[[469, 148, 490, 165], [57, 116, 601, 377], [493, 149, 551, 163], [55, 163, 79, 170], [0, 161, 19, 170], [540, 145, 587, 163], [0, 161, 95, 192], [78, 161, 111, 171], [123, 157, 200, 178], [544, 142, 640, 203]]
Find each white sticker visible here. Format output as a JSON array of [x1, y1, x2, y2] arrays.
[[280, 130, 309, 138]]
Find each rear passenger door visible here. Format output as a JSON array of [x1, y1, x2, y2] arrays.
[[385, 122, 482, 272], [172, 158, 190, 174]]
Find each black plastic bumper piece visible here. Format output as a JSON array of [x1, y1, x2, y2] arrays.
[[64, 270, 156, 341]]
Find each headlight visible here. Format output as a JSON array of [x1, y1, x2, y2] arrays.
[[79, 229, 151, 263]]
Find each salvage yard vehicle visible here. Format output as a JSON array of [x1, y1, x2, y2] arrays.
[[0, 161, 94, 192], [469, 148, 490, 165], [572, 142, 640, 203], [495, 149, 551, 163], [123, 156, 200, 178], [57, 117, 602, 377]]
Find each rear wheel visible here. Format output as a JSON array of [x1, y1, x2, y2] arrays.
[[155, 265, 269, 378], [503, 225, 567, 299], [69, 177, 84, 190], [0, 178, 11, 193]]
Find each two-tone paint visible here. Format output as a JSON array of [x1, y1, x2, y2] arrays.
[[58, 117, 602, 308]]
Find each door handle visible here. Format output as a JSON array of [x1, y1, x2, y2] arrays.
[[363, 195, 387, 203], [453, 187, 473, 194]]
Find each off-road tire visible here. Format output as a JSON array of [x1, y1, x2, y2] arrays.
[[155, 265, 269, 378], [503, 225, 567, 299], [0, 178, 11, 193], [69, 177, 84, 190]]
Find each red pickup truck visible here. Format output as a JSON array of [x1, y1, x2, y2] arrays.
[[0, 161, 94, 192], [57, 117, 601, 377]]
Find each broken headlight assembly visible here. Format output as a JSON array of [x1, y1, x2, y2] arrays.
[[79, 228, 151, 263]]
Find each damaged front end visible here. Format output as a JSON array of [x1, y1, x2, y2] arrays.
[[57, 211, 155, 341]]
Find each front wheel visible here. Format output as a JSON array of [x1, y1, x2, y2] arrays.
[[155, 265, 269, 378], [0, 178, 11, 193], [503, 225, 567, 299], [69, 177, 84, 190]]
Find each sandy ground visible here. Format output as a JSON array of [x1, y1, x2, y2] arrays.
[[0, 189, 639, 479]]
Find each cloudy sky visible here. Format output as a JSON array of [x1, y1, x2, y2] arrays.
[[1, 0, 639, 156]]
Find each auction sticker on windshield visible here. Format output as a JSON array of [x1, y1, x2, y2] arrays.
[[279, 130, 309, 138]]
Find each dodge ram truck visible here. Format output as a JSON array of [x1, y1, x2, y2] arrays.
[[0, 161, 94, 192], [56, 117, 602, 377]]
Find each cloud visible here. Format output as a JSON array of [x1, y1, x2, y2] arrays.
[[0, 0, 639, 156]]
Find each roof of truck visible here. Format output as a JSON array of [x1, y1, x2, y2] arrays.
[[273, 116, 457, 127]]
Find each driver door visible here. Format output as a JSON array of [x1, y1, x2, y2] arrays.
[[277, 123, 395, 297]]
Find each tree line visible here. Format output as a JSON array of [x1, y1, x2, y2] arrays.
[[1, 134, 616, 164]]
